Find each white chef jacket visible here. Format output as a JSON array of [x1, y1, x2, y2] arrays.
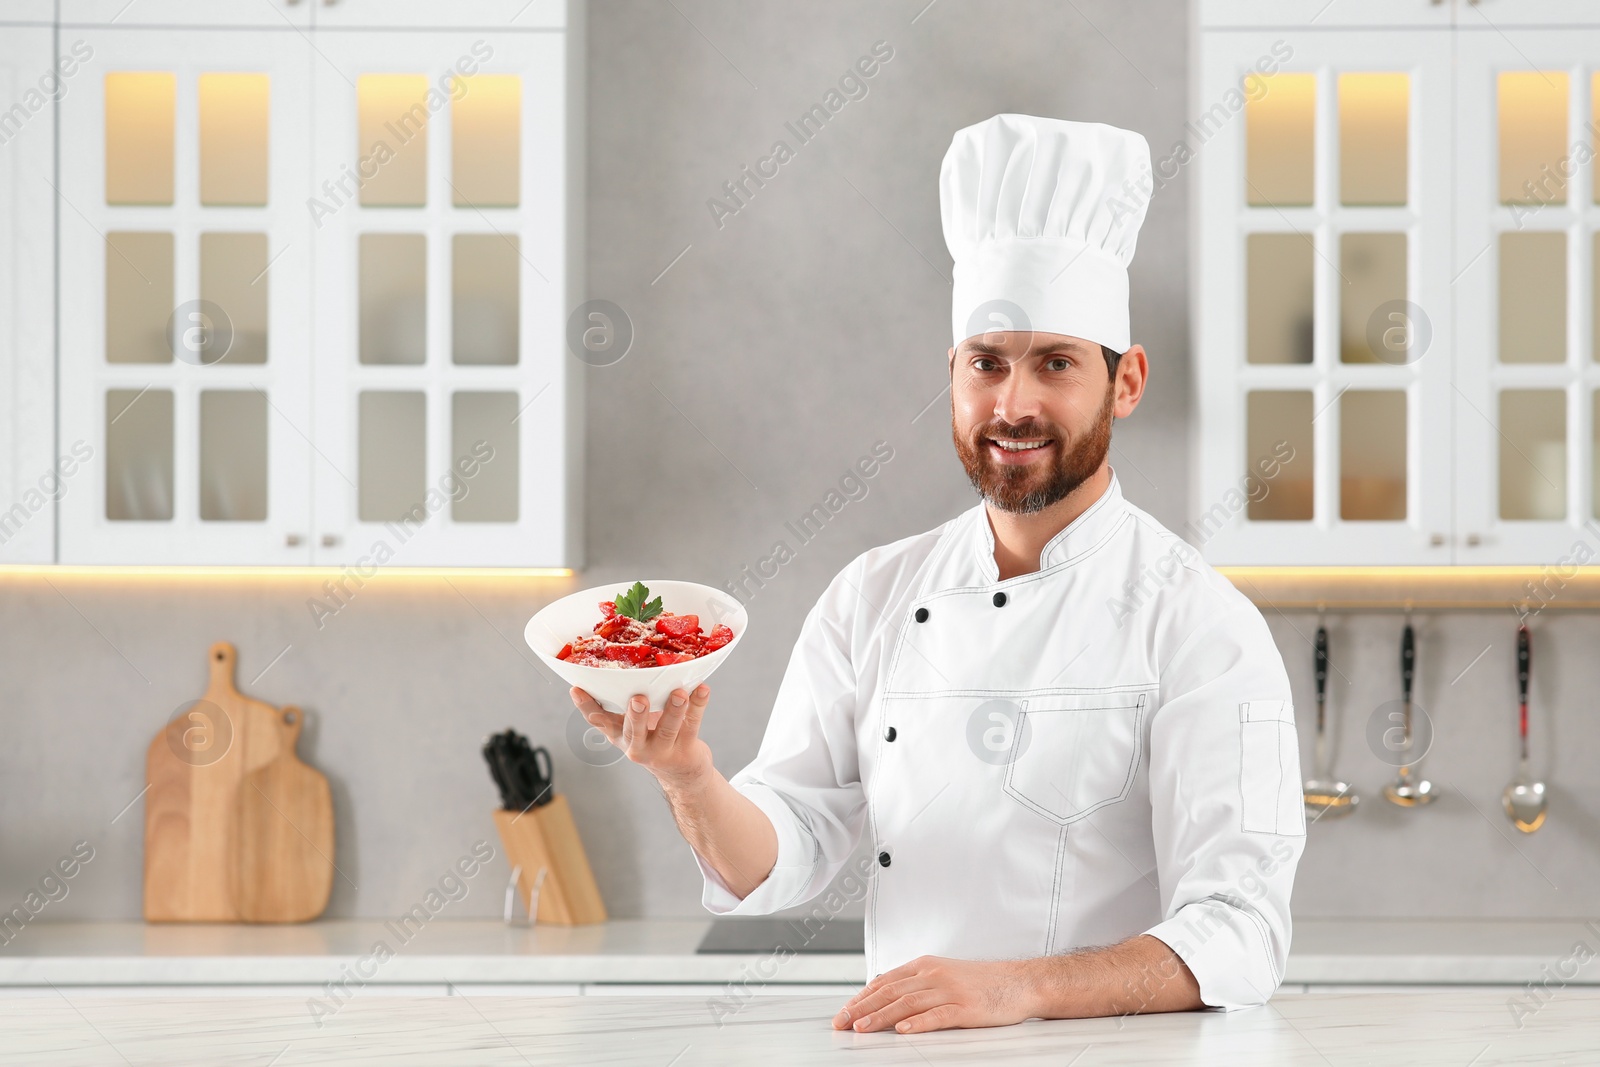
[[694, 469, 1305, 1011]]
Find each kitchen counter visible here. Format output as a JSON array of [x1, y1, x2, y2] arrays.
[[2, 918, 1597, 990], [6, 989, 1597, 1065]]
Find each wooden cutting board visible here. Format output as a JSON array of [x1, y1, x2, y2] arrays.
[[143, 642, 287, 922], [233, 705, 335, 923]]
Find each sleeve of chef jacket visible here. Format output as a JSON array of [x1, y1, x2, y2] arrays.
[[1140, 600, 1305, 1011], [692, 560, 867, 915]]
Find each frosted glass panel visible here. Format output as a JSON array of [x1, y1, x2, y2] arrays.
[[1339, 73, 1408, 206], [1246, 73, 1314, 206], [452, 392, 518, 522], [452, 75, 520, 207], [1500, 391, 1566, 520], [359, 391, 425, 522], [1247, 390, 1313, 520], [452, 234, 519, 365], [1340, 391, 1406, 520], [360, 234, 426, 365], [106, 232, 174, 364], [105, 72, 174, 205], [200, 232, 268, 364], [199, 391, 267, 521], [1499, 72, 1568, 205], [198, 73, 269, 206], [106, 388, 173, 521], [358, 75, 429, 207], [1247, 234, 1312, 364], [1340, 233, 1406, 364], [1499, 232, 1566, 364]]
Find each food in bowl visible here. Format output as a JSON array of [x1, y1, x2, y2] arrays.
[[556, 582, 734, 669]]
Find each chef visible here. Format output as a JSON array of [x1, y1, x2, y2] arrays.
[[570, 114, 1306, 1034]]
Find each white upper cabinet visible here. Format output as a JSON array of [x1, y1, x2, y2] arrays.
[[57, 29, 316, 564], [46, 11, 584, 566], [1197, 8, 1600, 565], [1194, 30, 1454, 565], [1451, 28, 1600, 562], [305, 30, 580, 567], [0, 26, 58, 564]]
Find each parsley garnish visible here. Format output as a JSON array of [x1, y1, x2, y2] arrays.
[[613, 581, 663, 622]]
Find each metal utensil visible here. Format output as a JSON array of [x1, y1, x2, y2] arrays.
[[1384, 620, 1435, 806], [1502, 623, 1548, 833], [1303, 622, 1357, 819]]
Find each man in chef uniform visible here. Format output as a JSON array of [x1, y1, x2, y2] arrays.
[[571, 114, 1306, 1033]]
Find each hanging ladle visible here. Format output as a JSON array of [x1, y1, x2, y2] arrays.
[[1502, 622, 1548, 833], [1303, 617, 1357, 819], [1384, 616, 1435, 806]]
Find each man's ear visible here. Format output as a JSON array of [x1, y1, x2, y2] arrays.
[[1113, 344, 1148, 419]]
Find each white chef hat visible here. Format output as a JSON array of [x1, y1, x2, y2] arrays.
[[940, 114, 1152, 353]]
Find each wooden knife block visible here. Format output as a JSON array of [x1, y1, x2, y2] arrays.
[[492, 794, 607, 925]]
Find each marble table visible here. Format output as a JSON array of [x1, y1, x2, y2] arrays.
[[4, 990, 1597, 1066]]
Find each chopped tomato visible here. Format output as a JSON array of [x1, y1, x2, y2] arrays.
[[655, 614, 701, 637], [703, 624, 734, 652], [654, 651, 694, 666], [556, 642, 573, 660], [602, 643, 657, 665], [599, 600, 617, 619]]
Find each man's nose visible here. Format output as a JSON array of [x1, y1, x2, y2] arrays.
[[992, 367, 1045, 424]]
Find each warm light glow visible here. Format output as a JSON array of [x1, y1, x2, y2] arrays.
[[1499, 71, 1568, 205], [1246, 72, 1315, 206], [358, 74, 430, 206], [105, 71, 175, 204], [451, 74, 520, 207], [199, 72, 269, 205], [1338, 72, 1408, 206]]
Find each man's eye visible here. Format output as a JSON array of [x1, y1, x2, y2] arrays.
[[973, 358, 998, 371], [1046, 358, 1071, 371]]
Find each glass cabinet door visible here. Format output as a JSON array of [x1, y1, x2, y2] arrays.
[[57, 29, 313, 564], [308, 30, 576, 567], [1195, 30, 1454, 564], [1452, 29, 1600, 562]]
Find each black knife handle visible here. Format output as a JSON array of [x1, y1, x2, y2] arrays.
[[1314, 626, 1328, 704], [530, 746, 554, 805], [1517, 624, 1530, 704], [1401, 623, 1414, 702]]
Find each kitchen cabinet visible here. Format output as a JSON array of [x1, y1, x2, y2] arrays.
[[42, 6, 584, 566], [0, 26, 60, 565], [1195, 8, 1600, 564]]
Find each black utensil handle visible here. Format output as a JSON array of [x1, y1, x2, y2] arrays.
[[483, 738, 515, 809], [530, 745, 554, 803], [1314, 626, 1328, 703], [1517, 624, 1530, 704], [1401, 623, 1414, 702]]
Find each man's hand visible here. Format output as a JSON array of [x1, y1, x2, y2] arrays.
[[832, 956, 1039, 1034], [570, 684, 713, 791]]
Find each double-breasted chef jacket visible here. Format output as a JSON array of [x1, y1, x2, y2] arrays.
[[693, 469, 1307, 1011]]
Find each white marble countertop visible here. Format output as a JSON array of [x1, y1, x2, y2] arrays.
[[3, 917, 1597, 988], [6, 989, 1597, 1065]]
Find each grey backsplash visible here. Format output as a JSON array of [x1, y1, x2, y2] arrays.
[[3, 0, 1596, 924]]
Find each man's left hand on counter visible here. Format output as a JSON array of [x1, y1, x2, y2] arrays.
[[832, 934, 1203, 1034]]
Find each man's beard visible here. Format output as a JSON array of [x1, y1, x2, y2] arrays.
[[952, 385, 1115, 515]]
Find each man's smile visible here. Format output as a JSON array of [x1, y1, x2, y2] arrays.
[[986, 437, 1057, 464]]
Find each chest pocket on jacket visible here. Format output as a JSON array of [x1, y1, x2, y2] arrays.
[[1004, 691, 1148, 825]]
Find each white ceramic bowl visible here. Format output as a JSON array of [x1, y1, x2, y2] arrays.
[[525, 580, 748, 717]]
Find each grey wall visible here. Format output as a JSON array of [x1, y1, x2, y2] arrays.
[[1, 0, 1596, 928]]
